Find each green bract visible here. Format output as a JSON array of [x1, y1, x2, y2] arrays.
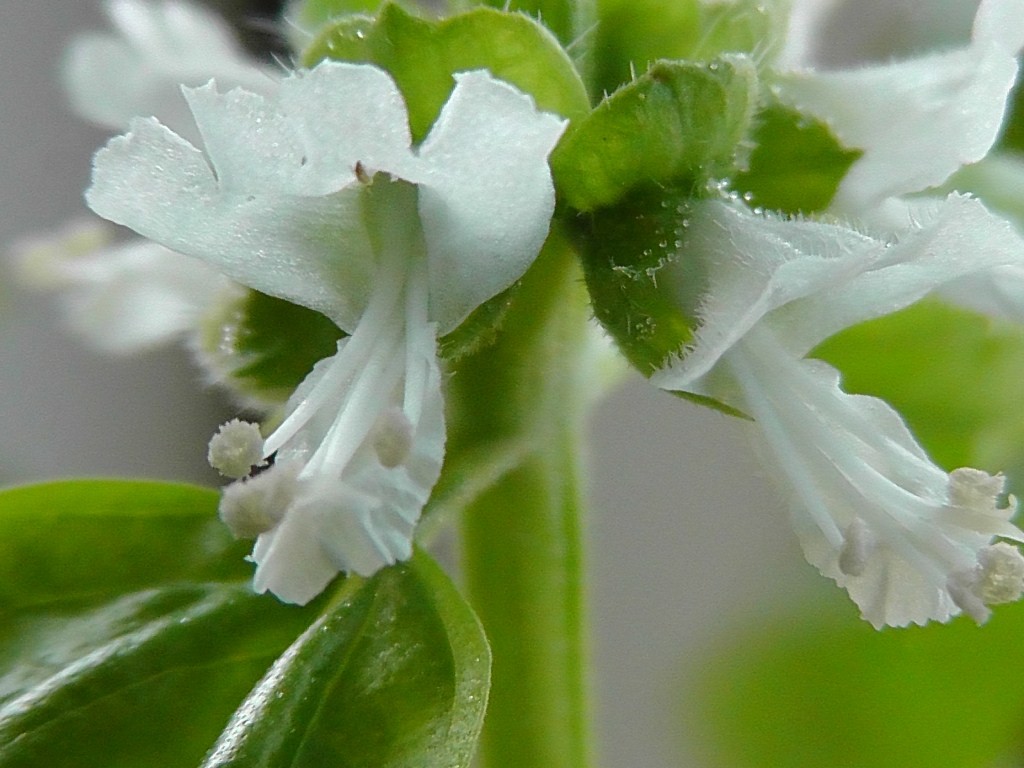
[[558, 58, 757, 372], [592, 0, 789, 94], [302, 4, 591, 138], [551, 57, 757, 212], [200, 291, 345, 404], [0, 482, 490, 768], [732, 104, 861, 215]]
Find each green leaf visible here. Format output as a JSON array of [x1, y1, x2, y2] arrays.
[[202, 551, 490, 768], [814, 300, 1024, 497], [592, 0, 789, 94], [0, 480, 319, 768], [695, 597, 1024, 768], [551, 57, 757, 212], [199, 290, 345, 405], [0, 482, 490, 768], [732, 104, 861, 215], [302, 4, 590, 141]]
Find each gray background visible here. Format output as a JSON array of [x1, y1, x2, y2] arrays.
[[0, 3, 819, 765]]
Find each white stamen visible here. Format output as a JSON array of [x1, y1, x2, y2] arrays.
[[947, 573, 993, 624], [727, 325, 1024, 627], [372, 406, 415, 468], [838, 517, 874, 577], [218, 463, 299, 539], [977, 542, 1024, 604], [949, 467, 1010, 513], [208, 418, 265, 479]]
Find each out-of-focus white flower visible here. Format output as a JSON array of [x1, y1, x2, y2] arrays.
[[773, 0, 1024, 214], [652, 195, 1024, 627], [87, 60, 566, 603], [10, 218, 234, 353], [14, 1, 279, 355], [64, 0, 278, 138]]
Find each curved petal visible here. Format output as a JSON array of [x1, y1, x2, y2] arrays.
[[414, 70, 567, 332], [249, 326, 445, 603], [653, 195, 1024, 396], [650, 199, 883, 391], [771, 194, 1024, 356], [775, 43, 1019, 211], [182, 63, 415, 197], [726, 332, 1023, 628], [86, 116, 376, 328], [776, 0, 1024, 212], [251, 501, 340, 604]]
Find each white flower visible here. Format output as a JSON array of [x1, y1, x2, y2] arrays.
[[10, 218, 233, 353], [773, 0, 1024, 214], [13, 1, 278, 355], [64, 0, 277, 137], [86, 60, 567, 603], [652, 194, 1024, 627]]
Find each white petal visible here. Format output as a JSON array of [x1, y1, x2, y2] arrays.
[[775, 0, 1024, 212], [183, 62, 415, 197], [63, 0, 277, 137], [650, 199, 883, 393], [653, 196, 1024, 400], [86, 117, 377, 329], [415, 70, 567, 332], [770, 194, 1024, 356], [776, 44, 1018, 211], [972, 0, 1024, 53], [251, 502, 339, 605]]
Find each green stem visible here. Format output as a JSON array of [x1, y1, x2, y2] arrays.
[[446, 230, 593, 768]]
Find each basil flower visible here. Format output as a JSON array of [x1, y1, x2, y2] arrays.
[[86, 60, 567, 603], [653, 194, 1024, 627]]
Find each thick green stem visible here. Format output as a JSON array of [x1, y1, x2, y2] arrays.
[[446, 232, 593, 768]]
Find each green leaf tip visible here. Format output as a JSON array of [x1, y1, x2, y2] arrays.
[[0, 479, 320, 768], [202, 551, 490, 768], [732, 104, 862, 215]]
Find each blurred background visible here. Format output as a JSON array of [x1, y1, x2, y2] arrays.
[[0, 2, 916, 767]]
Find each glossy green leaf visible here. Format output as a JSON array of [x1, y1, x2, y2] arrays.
[[732, 104, 861, 215], [551, 57, 757, 212], [199, 290, 345, 405], [302, 4, 590, 141], [695, 597, 1024, 768], [814, 300, 1024, 497], [202, 551, 490, 768], [592, 0, 788, 94], [0, 480, 320, 768]]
